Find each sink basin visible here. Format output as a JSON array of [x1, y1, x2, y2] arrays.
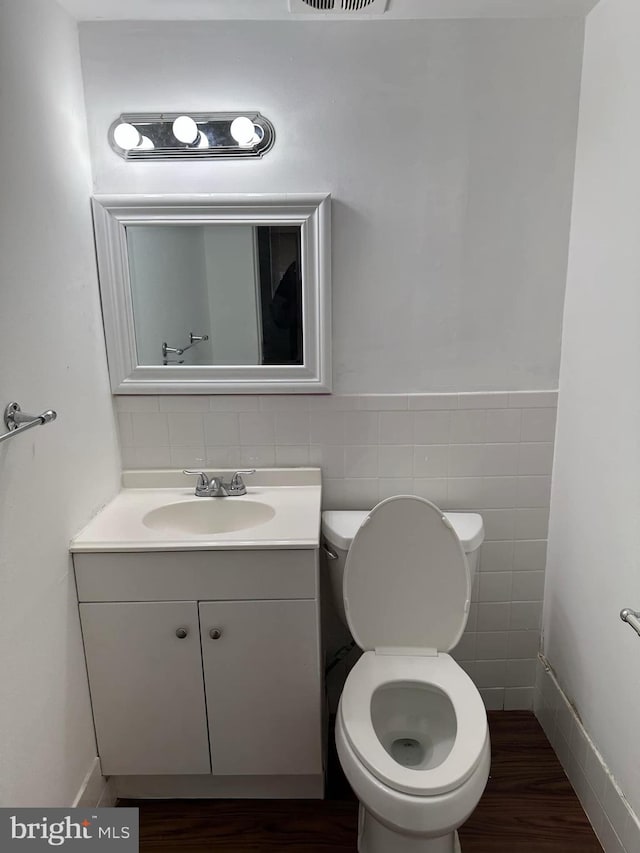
[[142, 499, 276, 535]]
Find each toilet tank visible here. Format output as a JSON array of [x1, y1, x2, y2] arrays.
[[321, 508, 484, 628]]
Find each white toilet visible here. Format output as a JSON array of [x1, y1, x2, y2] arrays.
[[322, 496, 490, 853]]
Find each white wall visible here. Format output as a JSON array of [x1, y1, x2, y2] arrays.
[[79, 19, 584, 393], [543, 0, 640, 817], [0, 0, 120, 806]]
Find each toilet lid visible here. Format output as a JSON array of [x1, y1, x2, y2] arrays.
[[343, 496, 471, 653]]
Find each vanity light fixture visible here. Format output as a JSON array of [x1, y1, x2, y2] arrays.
[[109, 112, 275, 160]]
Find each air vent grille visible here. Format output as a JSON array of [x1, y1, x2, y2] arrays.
[[300, 0, 335, 8], [291, 0, 388, 14], [342, 0, 376, 9]]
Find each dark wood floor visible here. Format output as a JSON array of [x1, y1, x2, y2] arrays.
[[120, 712, 603, 852]]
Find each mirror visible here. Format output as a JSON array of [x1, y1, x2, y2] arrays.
[[92, 194, 331, 394], [127, 224, 303, 367]]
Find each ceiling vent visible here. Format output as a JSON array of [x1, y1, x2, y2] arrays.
[[289, 0, 389, 14]]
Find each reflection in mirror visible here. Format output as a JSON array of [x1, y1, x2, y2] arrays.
[[126, 224, 303, 368]]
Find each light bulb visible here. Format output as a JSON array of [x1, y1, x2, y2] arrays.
[[113, 122, 141, 150], [230, 116, 256, 146], [172, 115, 199, 145]]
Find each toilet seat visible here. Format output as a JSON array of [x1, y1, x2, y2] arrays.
[[340, 652, 487, 797], [342, 496, 471, 654]]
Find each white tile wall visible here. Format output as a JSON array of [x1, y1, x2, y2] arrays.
[[115, 390, 557, 707], [535, 658, 640, 853]]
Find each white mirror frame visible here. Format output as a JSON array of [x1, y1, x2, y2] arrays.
[[92, 193, 331, 394]]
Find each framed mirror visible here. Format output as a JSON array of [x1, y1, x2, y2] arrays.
[[92, 194, 331, 394]]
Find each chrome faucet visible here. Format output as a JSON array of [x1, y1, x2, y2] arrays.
[[183, 469, 255, 498]]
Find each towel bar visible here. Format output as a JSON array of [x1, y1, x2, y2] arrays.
[[0, 401, 57, 445]]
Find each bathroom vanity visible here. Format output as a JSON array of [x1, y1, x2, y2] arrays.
[[71, 469, 324, 799]]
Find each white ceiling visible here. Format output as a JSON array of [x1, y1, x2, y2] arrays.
[[58, 0, 599, 22]]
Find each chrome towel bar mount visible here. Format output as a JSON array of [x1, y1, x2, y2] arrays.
[[0, 401, 57, 445], [620, 608, 640, 638]]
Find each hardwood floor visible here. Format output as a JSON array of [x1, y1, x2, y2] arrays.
[[120, 711, 603, 853]]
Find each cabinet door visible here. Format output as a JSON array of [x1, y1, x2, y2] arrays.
[[80, 602, 210, 775], [200, 600, 322, 776]]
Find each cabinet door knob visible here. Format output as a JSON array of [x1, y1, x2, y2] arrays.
[[175, 627, 188, 639], [209, 628, 222, 640]]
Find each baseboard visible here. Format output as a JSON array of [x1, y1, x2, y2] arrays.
[[534, 655, 640, 853], [71, 757, 115, 808]]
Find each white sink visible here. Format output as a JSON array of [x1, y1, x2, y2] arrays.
[[143, 499, 276, 535]]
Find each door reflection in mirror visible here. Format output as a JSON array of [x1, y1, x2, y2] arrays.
[[126, 224, 303, 367]]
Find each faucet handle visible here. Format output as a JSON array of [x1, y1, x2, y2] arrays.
[[228, 469, 256, 494], [183, 470, 210, 489]]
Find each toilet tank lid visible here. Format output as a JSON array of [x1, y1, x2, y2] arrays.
[[322, 509, 484, 552]]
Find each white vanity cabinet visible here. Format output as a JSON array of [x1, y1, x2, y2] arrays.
[[200, 599, 320, 776], [74, 548, 324, 798], [79, 601, 210, 776]]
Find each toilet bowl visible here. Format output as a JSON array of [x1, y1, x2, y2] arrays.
[[322, 496, 489, 853]]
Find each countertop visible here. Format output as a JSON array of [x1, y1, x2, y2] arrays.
[[70, 468, 322, 553]]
